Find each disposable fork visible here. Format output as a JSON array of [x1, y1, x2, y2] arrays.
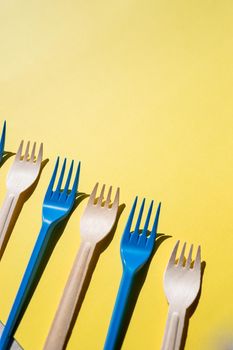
[[0, 140, 43, 259], [0, 157, 80, 350], [161, 241, 202, 350], [104, 197, 161, 350], [44, 183, 120, 350], [0, 121, 6, 163]]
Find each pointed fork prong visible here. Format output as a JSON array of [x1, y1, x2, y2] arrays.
[[0, 120, 6, 161], [63, 161, 81, 202], [71, 162, 81, 194], [178, 242, 186, 267], [134, 198, 145, 235], [62, 160, 73, 194], [125, 197, 137, 233], [55, 159, 67, 192], [97, 184, 105, 206], [45, 157, 59, 197], [121, 197, 138, 243], [167, 240, 180, 268], [15, 141, 24, 161], [146, 202, 161, 249], [104, 186, 112, 208], [88, 183, 99, 206], [151, 202, 161, 236], [36, 143, 43, 165], [111, 187, 120, 210], [30, 142, 36, 162], [138, 200, 153, 246], [194, 245, 201, 270], [186, 244, 193, 268], [142, 200, 153, 236], [23, 141, 30, 161]]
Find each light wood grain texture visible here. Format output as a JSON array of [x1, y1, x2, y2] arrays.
[[44, 184, 119, 350], [0, 142, 43, 259], [161, 241, 201, 350]]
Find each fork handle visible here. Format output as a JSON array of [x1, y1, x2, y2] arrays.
[[104, 268, 135, 350], [0, 191, 20, 259], [0, 220, 53, 350], [43, 240, 95, 350], [161, 305, 186, 350]]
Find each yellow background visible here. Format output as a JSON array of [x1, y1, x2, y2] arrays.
[[0, 1, 233, 349]]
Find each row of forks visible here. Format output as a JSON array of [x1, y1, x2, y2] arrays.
[[0, 121, 202, 350]]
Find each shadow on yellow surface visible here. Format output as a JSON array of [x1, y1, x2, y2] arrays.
[[0, 151, 15, 169]]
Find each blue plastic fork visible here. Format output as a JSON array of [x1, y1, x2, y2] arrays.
[[0, 157, 81, 350], [104, 197, 161, 350], [0, 121, 6, 163]]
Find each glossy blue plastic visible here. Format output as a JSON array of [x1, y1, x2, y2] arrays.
[[0, 121, 6, 163], [0, 157, 81, 350], [104, 197, 161, 350]]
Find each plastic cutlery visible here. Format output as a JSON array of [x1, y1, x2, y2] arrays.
[[104, 197, 161, 350], [0, 157, 80, 350], [44, 183, 119, 350], [0, 121, 6, 163]]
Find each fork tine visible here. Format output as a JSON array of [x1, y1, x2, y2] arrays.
[[134, 198, 145, 235], [104, 186, 112, 207], [55, 158, 67, 192], [62, 160, 73, 194], [97, 184, 105, 206], [146, 202, 161, 249], [111, 187, 120, 210], [15, 141, 24, 161], [142, 200, 153, 235], [1, 120, 6, 140], [45, 157, 59, 197], [126, 197, 137, 232], [146, 201, 161, 250], [60, 160, 74, 201], [0, 120, 6, 160], [186, 244, 193, 268], [167, 240, 180, 267], [68, 161, 81, 201], [23, 141, 30, 161], [30, 142, 36, 162], [36, 143, 43, 164], [121, 197, 138, 243], [138, 200, 153, 246], [88, 183, 99, 205], [194, 245, 201, 270], [178, 242, 186, 267], [151, 202, 161, 236]]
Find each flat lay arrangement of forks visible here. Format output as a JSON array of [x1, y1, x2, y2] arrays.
[[0, 121, 203, 350]]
